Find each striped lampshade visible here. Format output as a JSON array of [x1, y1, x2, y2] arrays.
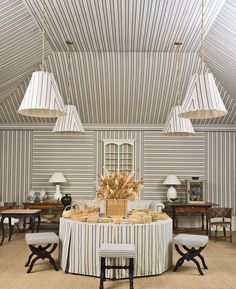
[[18, 71, 67, 117], [52, 104, 85, 135], [179, 73, 228, 119], [163, 106, 195, 136]]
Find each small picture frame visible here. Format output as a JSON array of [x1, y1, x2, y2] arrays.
[[187, 180, 206, 204]]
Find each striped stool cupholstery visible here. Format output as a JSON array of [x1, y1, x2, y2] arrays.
[[173, 234, 209, 275], [99, 243, 135, 289], [25, 232, 59, 273]]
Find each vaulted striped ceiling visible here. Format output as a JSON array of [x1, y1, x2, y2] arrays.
[[0, 0, 236, 124]]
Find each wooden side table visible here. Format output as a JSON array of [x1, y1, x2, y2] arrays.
[[163, 202, 217, 234], [23, 201, 63, 224], [0, 209, 41, 245]]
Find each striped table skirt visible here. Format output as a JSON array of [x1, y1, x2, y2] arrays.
[[59, 217, 173, 278]]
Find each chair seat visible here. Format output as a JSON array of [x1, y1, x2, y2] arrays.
[[25, 232, 59, 245], [210, 221, 230, 226], [99, 243, 135, 258], [174, 234, 208, 247], [0, 216, 19, 225]]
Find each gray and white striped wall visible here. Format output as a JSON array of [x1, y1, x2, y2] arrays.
[[0, 126, 235, 227]]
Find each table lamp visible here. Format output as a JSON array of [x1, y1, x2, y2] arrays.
[[163, 175, 181, 201], [49, 172, 67, 200]]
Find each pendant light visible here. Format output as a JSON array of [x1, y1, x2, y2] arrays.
[[179, 0, 228, 119], [52, 41, 85, 135], [163, 42, 195, 136], [18, 0, 66, 118]]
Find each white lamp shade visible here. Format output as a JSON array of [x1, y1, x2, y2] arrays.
[[52, 105, 85, 135], [163, 106, 195, 136], [163, 175, 181, 185], [18, 71, 67, 118], [49, 172, 67, 184], [179, 73, 228, 119]]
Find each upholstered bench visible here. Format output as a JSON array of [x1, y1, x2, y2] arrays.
[[25, 232, 59, 273], [173, 234, 208, 275], [99, 243, 135, 289]]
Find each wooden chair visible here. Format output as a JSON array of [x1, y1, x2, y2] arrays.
[[208, 208, 232, 242], [0, 216, 20, 236]]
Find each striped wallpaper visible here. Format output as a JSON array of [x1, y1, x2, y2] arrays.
[[0, 128, 235, 217], [1, 51, 236, 124], [0, 0, 51, 102], [143, 132, 206, 200], [1, 0, 236, 124], [0, 130, 33, 204], [32, 130, 95, 199], [23, 0, 224, 52], [206, 131, 236, 215], [204, 0, 236, 104]]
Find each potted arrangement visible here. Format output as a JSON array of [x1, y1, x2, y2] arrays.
[[96, 171, 143, 217]]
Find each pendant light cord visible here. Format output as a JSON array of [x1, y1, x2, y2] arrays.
[[200, 0, 204, 73], [67, 41, 73, 105], [175, 42, 182, 106], [42, 0, 45, 71]]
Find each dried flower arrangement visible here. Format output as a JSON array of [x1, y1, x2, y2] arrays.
[[96, 171, 143, 200]]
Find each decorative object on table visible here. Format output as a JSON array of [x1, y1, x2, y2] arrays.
[[61, 193, 72, 207], [99, 217, 111, 223], [49, 172, 67, 200], [129, 211, 152, 224], [187, 180, 205, 203], [3, 201, 17, 207], [52, 41, 85, 135], [27, 190, 35, 202], [179, 0, 227, 120], [163, 175, 181, 201], [163, 42, 195, 136], [111, 216, 124, 224], [179, 197, 187, 204], [87, 216, 99, 223], [39, 189, 47, 202], [17, 0, 66, 118], [62, 205, 74, 218], [96, 171, 143, 217], [105, 199, 127, 218], [33, 192, 41, 202], [148, 212, 169, 221]]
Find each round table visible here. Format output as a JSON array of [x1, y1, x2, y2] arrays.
[[59, 217, 172, 278]]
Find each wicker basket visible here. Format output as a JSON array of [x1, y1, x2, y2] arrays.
[[105, 199, 127, 217]]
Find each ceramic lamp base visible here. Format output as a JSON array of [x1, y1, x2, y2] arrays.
[[167, 186, 177, 202], [54, 184, 62, 200]]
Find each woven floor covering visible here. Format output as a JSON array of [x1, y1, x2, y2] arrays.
[[0, 232, 235, 289]]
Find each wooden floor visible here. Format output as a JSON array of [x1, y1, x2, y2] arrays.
[[0, 232, 235, 289]]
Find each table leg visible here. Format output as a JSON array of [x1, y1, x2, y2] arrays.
[[172, 208, 176, 231], [23, 217, 26, 232], [36, 214, 41, 232], [8, 217, 12, 242], [201, 213, 204, 231], [30, 217, 35, 233], [176, 214, 179, 234], [206, 213, 209, 235], [0, 216, 5, 245]]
